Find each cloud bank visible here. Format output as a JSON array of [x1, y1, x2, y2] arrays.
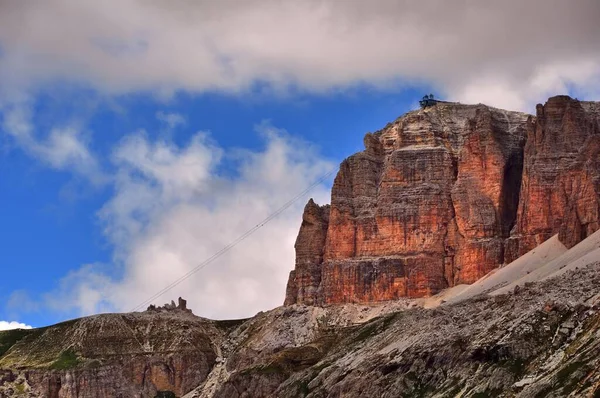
[[0, 1, 599, 109], [44, 122, 333, 319], [0, 321, 32, 331]]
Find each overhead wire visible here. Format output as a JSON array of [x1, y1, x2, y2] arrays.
[[128, 166, 338, 312]]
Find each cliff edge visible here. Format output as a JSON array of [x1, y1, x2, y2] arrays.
[[286, 96, 600, 305]]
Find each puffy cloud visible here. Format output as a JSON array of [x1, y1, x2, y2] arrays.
[[0, 321, 32, 331], [156, 111, 186, 131], [46, 122, 333, 319], [0, 1, 598, 109], [0, 97, 105, 183]]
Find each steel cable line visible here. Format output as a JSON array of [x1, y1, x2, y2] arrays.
[[129, 166, 338, 312]]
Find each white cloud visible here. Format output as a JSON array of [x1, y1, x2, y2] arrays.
[[0, 97, 105, 184], [156, 111, 186, 131], [46, 122, 333, 319], [0, 321, 33, 331], [0, 1, 598, 109]]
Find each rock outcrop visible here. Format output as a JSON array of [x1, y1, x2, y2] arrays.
[[147, 297, 192, 313], [284, 200, 330, 306], [506, 96, 600, 261], [286, 96, 600, 305]]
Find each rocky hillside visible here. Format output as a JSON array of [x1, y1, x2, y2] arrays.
[[0, 309, 225, 397], [1, 258, 599, 397], [285, 95, 600, 305]]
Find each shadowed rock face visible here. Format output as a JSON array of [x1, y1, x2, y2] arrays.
[[286, 96, 600, 305]]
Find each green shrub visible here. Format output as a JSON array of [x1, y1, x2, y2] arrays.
[[0, 329, 33, 357], [50, 349, 80, 370]]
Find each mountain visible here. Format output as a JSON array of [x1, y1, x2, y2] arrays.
[[285, 95, 600, 305], [1, 95, 599, 398]]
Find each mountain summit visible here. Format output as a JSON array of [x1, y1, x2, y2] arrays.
[[285, 95, 600, 305]]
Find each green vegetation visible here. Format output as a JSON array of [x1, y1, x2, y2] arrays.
[[557, 361, 589, 396], [351, 312, 402, 345], [295, 379, 310, 397], [0, 329, 34, 357], [0, 319, 80, 361], [555, 361, 584, 386], [14, 383, 26, 394], [50, 349, 81, 370], [381, 312, 401, 329]]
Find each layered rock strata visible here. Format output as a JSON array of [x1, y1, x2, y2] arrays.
[[0, 311, 222, 398], [505, 96, 600, 261], [286, 96, 600, 305]]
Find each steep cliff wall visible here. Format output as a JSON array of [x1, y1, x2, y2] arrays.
[[286, 96, 600, 305], [505, 96, 600, 262]]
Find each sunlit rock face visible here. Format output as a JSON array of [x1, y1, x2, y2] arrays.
[[506, 96, 600, 262], [284, 199, 330, 306], [286, 96, 600, 305]]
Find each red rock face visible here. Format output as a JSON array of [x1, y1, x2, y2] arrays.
[[284, 199, 330, 306], [505, 96, 600, 262], [285, 96, 600, 305]]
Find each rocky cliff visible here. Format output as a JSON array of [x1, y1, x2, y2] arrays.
[[286, 96, 600, 305], [506, 97, 600, 261]]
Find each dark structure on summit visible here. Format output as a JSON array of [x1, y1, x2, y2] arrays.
[[419, 94, 438, 108]]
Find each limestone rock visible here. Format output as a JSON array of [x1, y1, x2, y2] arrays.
[[284, 199, 330, 306], [506, 96, 600, 261], [286, 96, 600, 305], [3, 265, 600, 397], [287, 101, 531, 304]]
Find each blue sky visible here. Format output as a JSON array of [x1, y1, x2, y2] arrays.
[[0, 86, 423, 327], [0, 1, 599, 328]]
